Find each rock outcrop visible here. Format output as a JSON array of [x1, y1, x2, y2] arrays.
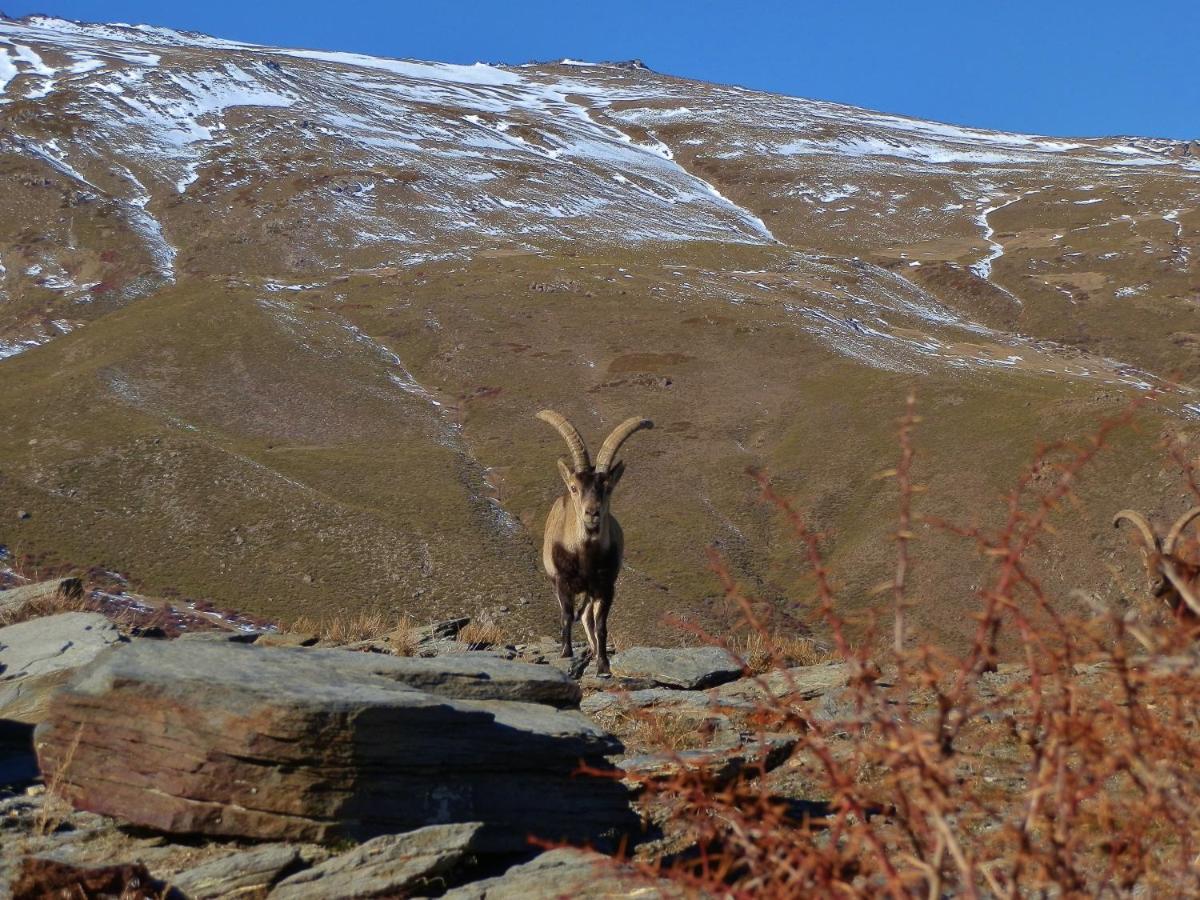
[[170, 844, 303, 898], [35, 640, 634, 845], [269, 823, 496, 899], [0, 613, 125, 724], [609, 646, 744, 690]]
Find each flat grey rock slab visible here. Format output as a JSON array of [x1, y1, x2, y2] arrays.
[[36, 640, 633, 845], [270, 823, 489, 899], [609, 646, 743, 690], [444, 847, 681, 899], [301, 648, 582, 709], [0, 578, 84, 615], [582, 686, 756, 715], [171, 843, 302, 898], [0, 612, 124, 724], [582, 664, 851, 716], [712, 663, 851, 705]]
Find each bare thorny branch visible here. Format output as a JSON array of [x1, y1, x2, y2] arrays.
[[612, 390, 1200, 897]]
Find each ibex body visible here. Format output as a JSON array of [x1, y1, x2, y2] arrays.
[[538, 410, 652, 676]]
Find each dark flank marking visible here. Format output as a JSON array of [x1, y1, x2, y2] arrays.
[[552, 540, 620, 599]]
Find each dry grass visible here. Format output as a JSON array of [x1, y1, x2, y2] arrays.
[[289, 611, 425, 655], [607, 391, 1200, 897], [736, 630, 839, 674], [290, 609, 394, 645], [34, 724, 82, 837], [597, 707, 727, 753], [457, 619, 507, 649], [0, 578, 95, 627], [385, 617, 422, 656]]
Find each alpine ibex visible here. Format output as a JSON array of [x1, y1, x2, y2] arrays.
[[1114, 506, 1200, 615], [537, 409, 653, 676]]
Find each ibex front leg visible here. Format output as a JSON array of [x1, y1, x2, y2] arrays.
[[594, 592, 613, 676], [555, 578, 575, 658]]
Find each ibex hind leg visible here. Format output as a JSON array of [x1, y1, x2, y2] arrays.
[[579, 598, 598, 657]]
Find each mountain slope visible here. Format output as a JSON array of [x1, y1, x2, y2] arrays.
[[1, 15, 1198, 646]]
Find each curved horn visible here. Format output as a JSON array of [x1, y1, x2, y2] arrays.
[[1113, 509, 1160, 552], [1165, 506, 1200, 556], [595, 416, 653, 473], [537, 409, 590, 472]]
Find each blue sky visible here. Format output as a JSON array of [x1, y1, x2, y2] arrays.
[[5, 1, 1198, 139]]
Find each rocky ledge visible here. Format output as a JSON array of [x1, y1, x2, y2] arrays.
[[34, 640, 635, 846]]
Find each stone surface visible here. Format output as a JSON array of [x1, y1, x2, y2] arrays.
[[270, 823, 492, 899], [582, 686, 754, 716], [609, 646, 744, 690], [0, 578, 84, 615], [415, 617, 471, 642], [0, 613, 125, 724], [170, 844, 302, 898], [321, 650, 581, 708], [35, 640, 634, 845], [712, 663, 851, 706], [443, 847, 680, 899]]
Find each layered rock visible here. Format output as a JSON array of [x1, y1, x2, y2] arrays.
[[34, 641, 634, 845]]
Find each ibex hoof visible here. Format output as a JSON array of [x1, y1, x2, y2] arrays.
[[560, 648, 573, 658]]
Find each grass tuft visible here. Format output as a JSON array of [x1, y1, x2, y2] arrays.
[[456, 619, 507, 649]]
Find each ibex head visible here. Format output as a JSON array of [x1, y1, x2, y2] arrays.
[[537, 410, 653, 541], [1114, 506, 1200, 613]]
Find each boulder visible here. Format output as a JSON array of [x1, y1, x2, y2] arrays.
[[269, 823, 492, 899], [443, 847, 680, 899], [170, 844, 303, 898], [609, 646, 743, 690], [0, 578, 84, 617], [0, 613, 125, 724], [712, 662, 851, 706], [35, 641, 634, 845]]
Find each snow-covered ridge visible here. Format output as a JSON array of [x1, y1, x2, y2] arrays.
[[0, 13, 781, 247]]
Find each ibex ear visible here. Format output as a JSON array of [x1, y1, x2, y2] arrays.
[[557, 457, 575, 488], [607, 460, 626, 488]]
